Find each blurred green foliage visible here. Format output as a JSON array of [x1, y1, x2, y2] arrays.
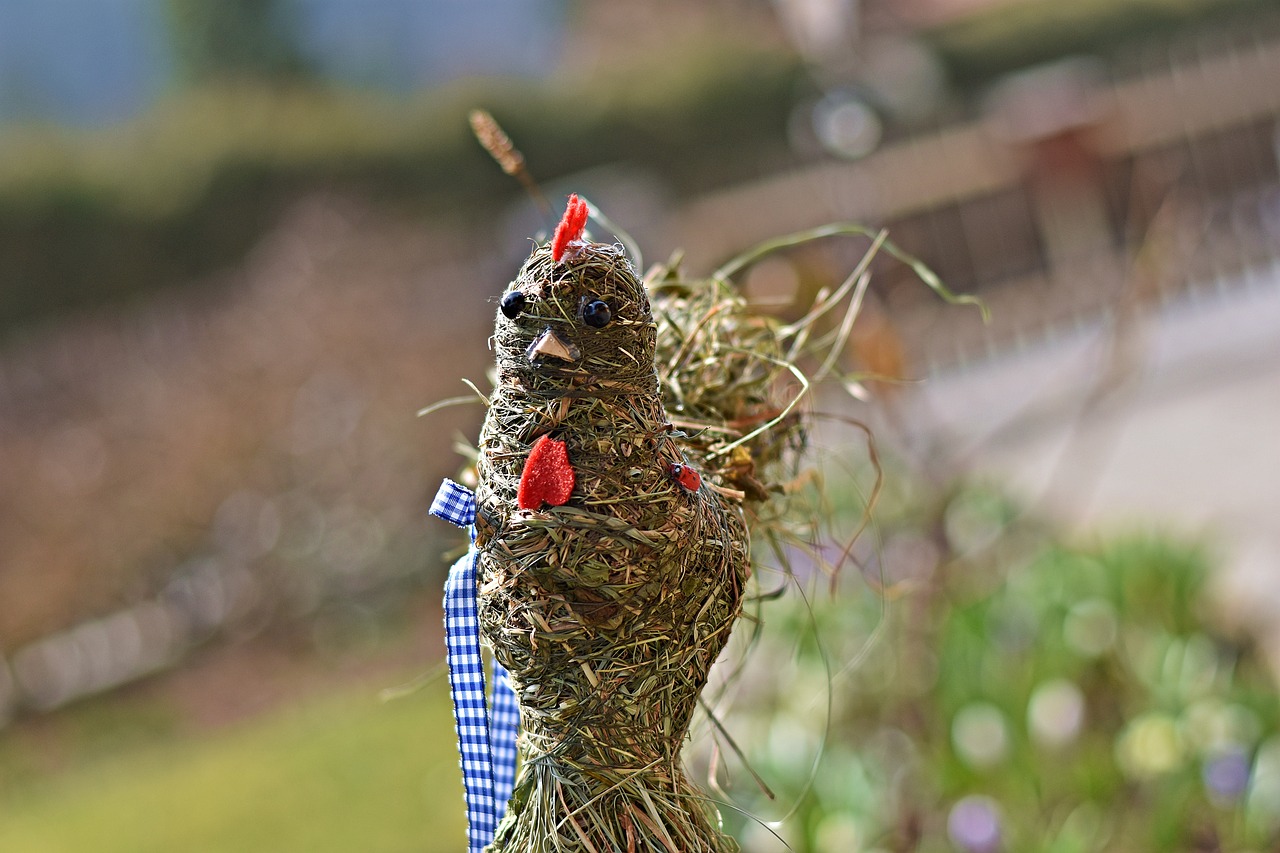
[[719, 494, 1280, 851], [165, 0, 315, 84], [925, 0, 1277, 88], [0, 44, 803, 334], [0, 675, 464, 853]]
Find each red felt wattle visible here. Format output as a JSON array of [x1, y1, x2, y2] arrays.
[[551, 194, 589, 262], [517, 435, 575, 510]]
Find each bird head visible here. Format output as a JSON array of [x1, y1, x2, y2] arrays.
[[493, 235, 657, 400]]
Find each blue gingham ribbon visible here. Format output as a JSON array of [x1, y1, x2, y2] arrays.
[[432, 479, 520, 851]]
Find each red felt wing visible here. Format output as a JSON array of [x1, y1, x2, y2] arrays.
[[517, 435, 575, 510]]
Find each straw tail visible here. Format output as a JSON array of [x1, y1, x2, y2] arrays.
[[490, 760, 736, 851], [475, 238, 751, 851]]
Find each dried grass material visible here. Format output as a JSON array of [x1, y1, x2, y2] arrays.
[[644, 223, 986, 539], [477, 241, 750, 852], [648, 269, 805, 506]]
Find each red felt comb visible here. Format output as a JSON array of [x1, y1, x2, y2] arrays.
[[551, 194, 589, 262]]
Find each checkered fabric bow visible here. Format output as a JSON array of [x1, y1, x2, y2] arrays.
[[431, 479, 520, 852]]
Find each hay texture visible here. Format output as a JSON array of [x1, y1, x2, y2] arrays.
[[476, 240, 751, 851], [648, 268, 805, 506]]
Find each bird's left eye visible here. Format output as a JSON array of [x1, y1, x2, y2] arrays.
[[582, 300, 612, 328], [500, 291, 526, 319]]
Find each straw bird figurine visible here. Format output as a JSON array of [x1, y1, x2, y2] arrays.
[[473, 195, 751, 851]]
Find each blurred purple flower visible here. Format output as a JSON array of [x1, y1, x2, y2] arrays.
[[1203, 747, 1251, 803], [947, 795, 1002, 852]]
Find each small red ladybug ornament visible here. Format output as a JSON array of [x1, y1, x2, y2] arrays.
[[669, 462, 702, 492]]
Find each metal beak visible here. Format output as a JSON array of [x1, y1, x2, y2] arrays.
[[526, 328, 580, 363]]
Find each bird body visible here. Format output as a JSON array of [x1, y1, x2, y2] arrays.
[[475, 235, 750, 852]]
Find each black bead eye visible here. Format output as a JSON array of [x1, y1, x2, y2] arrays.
[[500, 290, 526, 319], [582, 300, 612, 328]]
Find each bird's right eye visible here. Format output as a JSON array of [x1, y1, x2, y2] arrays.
[[500, 291, 526, 319], [582, 299, 612, 328]]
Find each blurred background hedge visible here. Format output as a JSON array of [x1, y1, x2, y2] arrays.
[[2, 0, 1271, 334], [0, 43, 804, 332]]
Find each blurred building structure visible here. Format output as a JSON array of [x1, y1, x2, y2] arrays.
[[676, 17, 1280, 370]]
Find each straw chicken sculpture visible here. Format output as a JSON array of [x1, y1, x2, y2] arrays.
[[456, 195, 750, 851]]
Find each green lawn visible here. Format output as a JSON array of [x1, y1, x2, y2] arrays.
[[0, 678, 465, 853]]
